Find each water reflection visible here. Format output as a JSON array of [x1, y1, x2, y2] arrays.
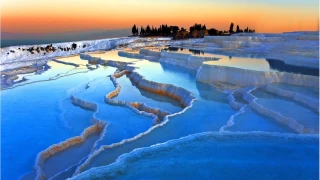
[[196, 81, 228, 103], [163, 47, 206, 56], [204, 56, 271, 72], [88, 50, 140, 63], [164, 47, 319, 76], [266, 59, 319, 76], [55, 55, 89, 66]]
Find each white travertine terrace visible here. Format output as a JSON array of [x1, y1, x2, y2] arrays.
[[86, 34, 319, 116], [34, 123, 106, 180], [79, 53, 133, 69], [1, 66, 39, 87], [172, 32, 319, 69], [72, 67, 197, 176], [219, 105, 247, 132], [51, 59, 80, 67], [203, 36, 285, 44], [79, 52, 196, 109], [70, 131, 320, 180], [130, 102, 171, 122], [117, 51, 145, 59], [242, 88, 317, 134], [71, 96, 98, 111], [106, 68, 190, 122], [73, 97, 197, 176], [265, 85, 319, 112], [2, 32, 319, 179], [158, 51, 219, 70], [196, 64, 319, 88], [105, 70, 160, 122], [0, 37, 174, 71], [139, 49, 162, 57], [1, 59, 48, 71], [65, 61, 196, 177], [128, 71, 195, 107], [227, 92, 245, 110]]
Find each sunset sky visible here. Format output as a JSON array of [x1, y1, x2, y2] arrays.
[[1, 0, 319, 34]]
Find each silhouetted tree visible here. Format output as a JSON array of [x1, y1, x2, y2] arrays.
[[229, 23, 234, 33], [195, 23, 202, 31], [171, 26, 179, 34], [161, 25, 165, 35], [165, 24, 169, 35], [245, 27, 249, 33], [135, 22, 240, 37], [189, 26, 194, 33], [249, 29, 255, 33], [146, 25, 151, 34], [202, 24, 206, 30], [132, 24, 137, 35], [208, 28, 218, 35], [236, 25, 240, 33], [189, 23, 202, 35]]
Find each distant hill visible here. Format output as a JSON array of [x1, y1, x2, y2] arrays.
[[1, 29, 131, 47]]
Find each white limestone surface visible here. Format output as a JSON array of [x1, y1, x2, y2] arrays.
[[196, 64, 319, 88]]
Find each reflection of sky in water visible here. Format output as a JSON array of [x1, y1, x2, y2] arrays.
[[89, 50, 140, 63], [55, 55, 88, 66], [204, 55, 272, 72], [163, 47, 272, 71], [47, 60, 76, 69], [163, 47, 216, 57]]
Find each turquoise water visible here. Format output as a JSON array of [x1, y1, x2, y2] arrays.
[[72, 76, 155, 148], [8, 61, 89, 89], [252, 89, 319, 131], [74, 132, 319, 180], [44, 133, 100, 179], [1, 66, 104, 180], [80, 60, 296, 173], [269, 82, 319, 99], [1, 50, 319, 180], [226, 106, 296, 133]]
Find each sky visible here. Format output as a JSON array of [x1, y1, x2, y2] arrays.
[[1, 0, 319, 34]]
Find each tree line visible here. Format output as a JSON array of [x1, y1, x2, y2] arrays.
[[228, 22, 255, 33], [132, 24, 181, 36], [131, 23, 255, 38]]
